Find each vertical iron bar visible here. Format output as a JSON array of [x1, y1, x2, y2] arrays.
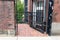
[[14, 0, 17, 36], [15, 0, 18, 35]]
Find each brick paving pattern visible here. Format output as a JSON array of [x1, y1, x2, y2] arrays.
[[18, 24, 48, 37]]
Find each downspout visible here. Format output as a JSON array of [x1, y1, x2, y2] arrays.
[[44, 0, 46, 23], [44, 0, 46, 33]]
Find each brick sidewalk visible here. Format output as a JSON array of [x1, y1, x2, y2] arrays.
[[18, 24, 48, 37]]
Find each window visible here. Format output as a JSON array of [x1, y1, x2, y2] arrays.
[[37, 1, 43, 7], [36, 1, 44, 10], [36, 10, 43, 24], [36, 1, 44, 24]]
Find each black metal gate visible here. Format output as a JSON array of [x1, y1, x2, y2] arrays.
[[31, 0, 48, 33], [27, 0, 54, 35]]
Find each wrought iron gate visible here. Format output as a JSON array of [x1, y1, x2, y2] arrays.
[[31, 0, 48, 33], [24, 0, 54, 35]]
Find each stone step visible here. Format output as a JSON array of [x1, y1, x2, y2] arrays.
[[51, 23, 60, 36], [0, 29, 15, 36]]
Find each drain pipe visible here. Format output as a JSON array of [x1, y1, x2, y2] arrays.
[[44, 0, 46, 23], [44, 0, 47, 34]]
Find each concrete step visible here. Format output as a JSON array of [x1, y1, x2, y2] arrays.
[[51, 23, 60, 36], [0, 29, 15, 36]]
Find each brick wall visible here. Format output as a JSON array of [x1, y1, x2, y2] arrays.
[[0, 1, 15, 35], [53, 0, 60, 22]]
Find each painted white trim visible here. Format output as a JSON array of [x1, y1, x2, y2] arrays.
[[36, 7, 43, 10], [33, 2, 36, 27], [43, 0, 46, 22]]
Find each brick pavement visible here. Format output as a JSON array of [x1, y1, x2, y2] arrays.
[[18, 24, 48, 37]]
